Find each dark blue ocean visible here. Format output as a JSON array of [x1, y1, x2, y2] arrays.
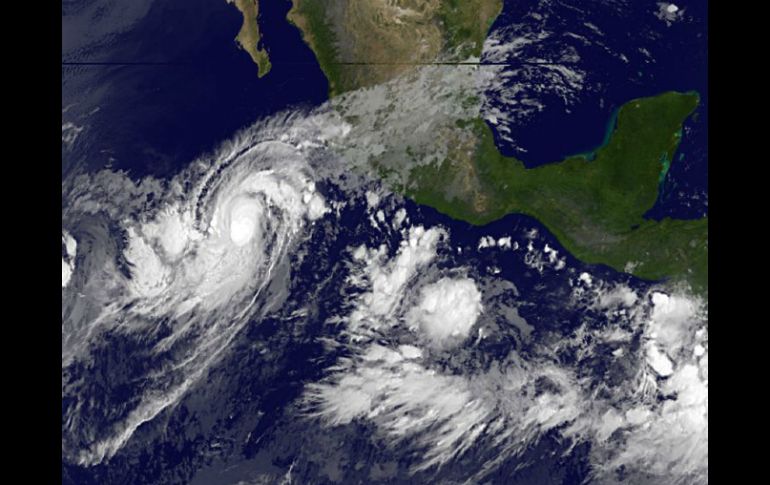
[[62, 0, 328, 179]]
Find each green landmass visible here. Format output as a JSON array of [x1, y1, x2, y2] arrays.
[[288, 0, 346, 95], [437, 0, 503, 59], [283, 1, 708, 294], [404, 92, 707, 294], [231, 0, 272, 77]]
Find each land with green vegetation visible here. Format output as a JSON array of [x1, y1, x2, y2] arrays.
[[230, 0, 271, 77], [404, 92, 708, 294], [261, 0, 708, 294]]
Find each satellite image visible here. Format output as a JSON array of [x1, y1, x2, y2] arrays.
[[61, 1, 708, 483]]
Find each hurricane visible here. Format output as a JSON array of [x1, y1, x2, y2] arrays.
[[62, 115, 336, 463]]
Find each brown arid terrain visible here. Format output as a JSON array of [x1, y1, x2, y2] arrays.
[[230, 0, 272, 77], [287, 0, 503, 94]]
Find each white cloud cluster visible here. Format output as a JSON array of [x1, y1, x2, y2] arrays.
[[406, 277, 483, 345], [61, 230, 77, 288], [309, 261, 708, 483], [348, 225, 445, 336], [62, 121, 83, 148], [365, 190, 380, 209], [119, 143, 327, 318], [308, 344, 490, 471], [595, 283, 638, 308], [656, 3, 685, 25], [61, 260, 73, 289], [392, 208, 407, 229], [477, 235, 517, 251], [308, 342, 585, 475], [522, 240, 566, 272], [569, 286, 708, 485], [477, 235, 496, 249]]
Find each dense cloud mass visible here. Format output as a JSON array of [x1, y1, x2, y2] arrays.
[[407, 277, 483, 345]]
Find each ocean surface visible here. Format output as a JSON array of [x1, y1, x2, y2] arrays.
[[483, 0, 708, 220], [62, 0, 328, 179]]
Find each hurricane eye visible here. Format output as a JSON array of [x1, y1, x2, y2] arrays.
[[228, 197, 261, 246]]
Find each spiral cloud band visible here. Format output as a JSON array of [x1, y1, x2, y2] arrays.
[[63, 128, 330, 465]]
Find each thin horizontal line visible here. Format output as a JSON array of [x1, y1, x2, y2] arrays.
[[61, 60, 572, 67], [326, 61, 571, 66], [62, 61, 191, 66]]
